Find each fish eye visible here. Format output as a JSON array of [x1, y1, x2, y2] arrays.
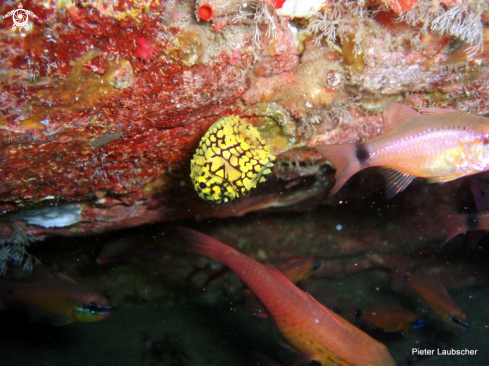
[[450, 316, 470, 329], [87, 302, 101, 314], [412, 320, 425, 329], [199, 182, 207, 189], [312, 262, 321, 270], [483, 136, 489, 145]]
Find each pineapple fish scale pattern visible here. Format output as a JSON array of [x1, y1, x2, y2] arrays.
[[190, 116, 275, 203]]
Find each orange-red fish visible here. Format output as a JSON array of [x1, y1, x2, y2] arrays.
[[443, 211, 489, 244], [356, 303, 424, 333], [274, 256, 320, 284], [317, 103, 489, 198], [0, 267, 112, 325], [179, 227, 396, 366], [407, 275, 469, 330], [441, 177, 489, 247]]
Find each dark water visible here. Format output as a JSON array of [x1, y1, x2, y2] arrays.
[[1, 180, 489, 366]]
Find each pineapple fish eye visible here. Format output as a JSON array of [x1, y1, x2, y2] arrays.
[[190, 116, 276, 203]]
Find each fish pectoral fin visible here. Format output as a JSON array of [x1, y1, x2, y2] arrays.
[[53, 272, 79, 284], [382, 103, 421, 135], [49, 315, 75, 326], [22, 303, 51, 323], [278, 340, 317, 366], [418, 107, 459, 115], [380, 168, 416, 199], [243, 289, 270, 318], [21, 305, 74, 326]]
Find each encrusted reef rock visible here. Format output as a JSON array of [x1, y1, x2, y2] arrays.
[[1, 0, 489, 240]]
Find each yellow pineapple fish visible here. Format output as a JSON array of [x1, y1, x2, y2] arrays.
[[190, 116, 275, 203]]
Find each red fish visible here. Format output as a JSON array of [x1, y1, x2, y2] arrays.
[[274, 256, 320, 284], [0, 267, 112, 325], [443, 211, 489, 244], [442, 175, 489, 246], [179, 227, 396, 366], [356, 303, 424, 333], [317, 103, 489, 198], [407, 275, 469, 330]]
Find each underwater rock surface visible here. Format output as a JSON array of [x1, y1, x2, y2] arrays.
[[1, 0, 489, 238]]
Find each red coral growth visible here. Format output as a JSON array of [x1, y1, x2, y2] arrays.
[[198, 3, 214, 21], [136, 37, 157, 62]]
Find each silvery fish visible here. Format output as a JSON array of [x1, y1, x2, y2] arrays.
[[317, 103, 489, 198]]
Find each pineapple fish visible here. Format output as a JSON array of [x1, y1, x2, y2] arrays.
[[190, 116, 275, 203], [317, 103, 489, 198]]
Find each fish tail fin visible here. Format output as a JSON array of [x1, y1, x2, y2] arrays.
[[316, 144, 364, 196], [177, 227, 233, 266], [442, 214, 469, 245]]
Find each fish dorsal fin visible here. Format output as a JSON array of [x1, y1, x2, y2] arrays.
[[418, 107, 459, 115], [243, 289, 270, 318], [382, 103, 421, 135], [305, 292, 345, 328], [265, 263, 307, 299], [380, 168, 416, 199], [53, 272, 78, 284]]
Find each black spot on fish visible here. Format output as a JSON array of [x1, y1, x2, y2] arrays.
[[466, 214, 478, 230], [355, 143, 369, 166]]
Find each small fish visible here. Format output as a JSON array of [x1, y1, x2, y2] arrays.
[[179, 227, 395, 366], [407, 275, 469, 330], [317, 103, 489, 198], [0, 267, 112, 324], [441, 176, 489, 246], [274, 256, 320, 284], [356, 303, 424, 333], [443, 211, 489, 244]]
